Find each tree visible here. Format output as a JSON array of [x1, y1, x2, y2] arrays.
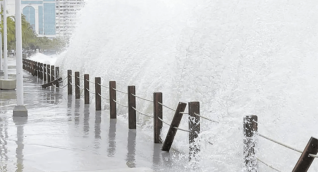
[[0, 8, 66, 53]]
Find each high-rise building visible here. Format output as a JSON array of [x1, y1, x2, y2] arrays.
[[55, 0, 84, 38], [21, 0, 56, 37], [7, 0, 84, 39]]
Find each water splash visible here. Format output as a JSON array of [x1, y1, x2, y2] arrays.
[[56, 0, 318, 171]]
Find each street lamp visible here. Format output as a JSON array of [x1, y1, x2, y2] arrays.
[[0, 1, 3, 76], [13, 0, 28, 117]]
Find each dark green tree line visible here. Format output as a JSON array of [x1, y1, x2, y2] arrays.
[[0, 10, 66, 52]]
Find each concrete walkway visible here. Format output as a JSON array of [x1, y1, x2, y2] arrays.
[[0, 59, 187, 172]]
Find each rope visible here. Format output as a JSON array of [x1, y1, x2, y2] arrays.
[[194, 112, 219, 123], [112, 99, 128, 108], [131, 94, 153, 103], [309, 154, 318, 158], [112, 88, 128, 94], [158, 102, 176, 111], [86, 88, 96, 95], [174, 127, 190, 133], [158, 117, 170, 126], [257, 133, 302, 154], [62, 76, 68, 82], [86, 79, 96, 85], [157, 117, 189, 132], [98, 93, 109, 100], [61, 84, 68, 89], [257, 158, 281, 172], [98, 83, 109, 88], [132, 107, 153, 118]]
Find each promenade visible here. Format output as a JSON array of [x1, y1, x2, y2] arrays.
[[0, 57, 187, 172]]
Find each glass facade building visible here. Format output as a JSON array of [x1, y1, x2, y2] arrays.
[[22, 0, 56, 37]]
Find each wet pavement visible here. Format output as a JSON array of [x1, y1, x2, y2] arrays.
[[0, 58, 187, 172]]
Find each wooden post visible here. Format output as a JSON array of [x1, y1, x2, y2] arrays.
[[47, 65, 51, 83], [51, 65, 55, 82], [189, 102, 200, 161], [95, 77, 101, 111], [35, 62, 38, 77], [41, 63, 44, 80], [84, 74, 89, 104], [154, 92, 162, 143], [109, 81, 116, 119], [55, 67, 59, 87], [128, 86, 136, 129], [68, 70, 72, 95], [243, 115, 258, 172], [38, 63, 41, 79], [292, 137, 318, 172], [162, 102, 187, 152], [44, 64, 47, 82], [41, 63, 43, 80], [75, 72, 80, 99]]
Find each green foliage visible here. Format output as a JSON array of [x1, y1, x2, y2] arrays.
[[0, 9, 66, 52]]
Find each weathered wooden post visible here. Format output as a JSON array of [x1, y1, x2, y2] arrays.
[[162, 102, 187, 152], [43, 64, 47, 81], [68, 70, 72, 95], [35, 62, 38, 78], [38, 63, 40, 79], [55, 67, 59, 87], [41, 63, 43, 80], [109, 81, 116, 119], [75, 72, 80, 99], [128, 86, 136, 129], [189, 102, 200, 161], [41, 63, 44, 80], [154, 92, 162, 143], [84, 74, 89, 104], [243, 115, 258, 172], [293, 137, 318, 172], [47, 65, 51, 83], [95, 77, 101, 111], [51, 65, 55, 82], [33, 61, 36, 75]]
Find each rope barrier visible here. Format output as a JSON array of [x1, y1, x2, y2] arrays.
[[309, 154, 318, 158], [86, 79, 96, 85], [112, 88, 128, 94], [131, 94, 153, 103], [174, 127, 190, 133], [62, 76, 68, 83], [158, 117, 171, 126], [86, 88, 96, 95], [98, 83, 109, 89], [112, 99, 128, 108], [98, 93, 109, 100], [158, 117, 189, 132], [257, 133, 302, 154], [132, 107, 153, 118], [158, 102, 176, 111], [194, 112, 219, 123], [61, 84, 68, 89], [257, 158, 281, 172]]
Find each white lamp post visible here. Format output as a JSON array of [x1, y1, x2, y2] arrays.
[[0, 2, 3, 76], [13, 0, 27, 117], [3, 0, 7, 79]]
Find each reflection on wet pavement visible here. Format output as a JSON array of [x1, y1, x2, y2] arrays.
[[0, 71, 188, 172]]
